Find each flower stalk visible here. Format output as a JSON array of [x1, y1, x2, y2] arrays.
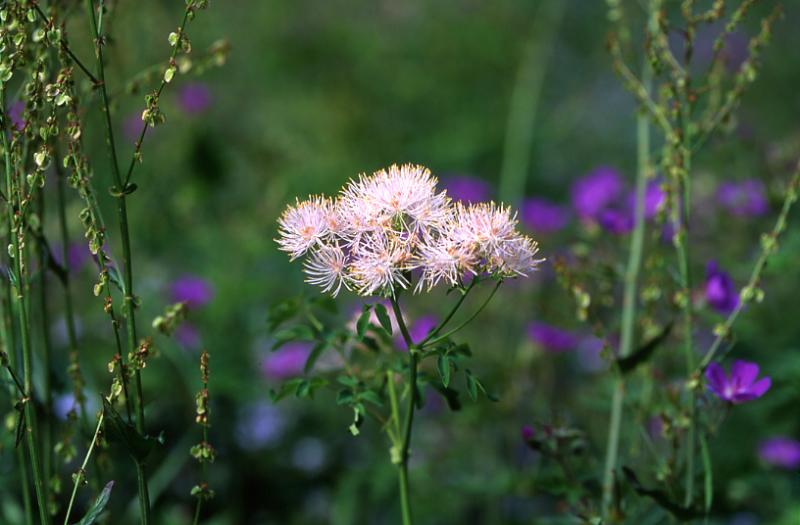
[[389, 293, 417, 525], [602, 57, 652, 518]]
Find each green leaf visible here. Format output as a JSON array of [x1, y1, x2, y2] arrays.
[[336, 389, 354, 406], [622, 467, 702, 521], [76, 480, 114, 525], [106, 265, 125, 294], [310, 294, 338, 314], [429, 383, 462, 411], [271, 325, 315, 350], [295, 377, 328, 399], [617, 322, 673, 375], [359, 390, 383, 407], [373, 303, 393, 335], [464, 369, 498, 402], [269, 378, 304, 402], [102, 399, 157, 464], [337, 375, 359, 388], [465, 369, 478, 401], [437, 355, 451, 388], [356, 305, 372, 339], [452, 343, 472, 357], [267, 298, 300, 331], [304, 340, 328, 373]]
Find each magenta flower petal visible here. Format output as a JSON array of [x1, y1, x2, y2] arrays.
[[571, 166, 624, 220], [731, 360, 759, 389], [704, 362, 726, 393], [748, 377, 771, 398], [706, 359, 771, 404], [759, 437, 800, 469]]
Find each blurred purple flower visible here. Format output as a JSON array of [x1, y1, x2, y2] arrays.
[[262, 342, 311, 380], [170, 274, 214, 309], [54, 393, 79, 420], [178, 83, 212, 115], [571, 166, 624, 220], [409, 315, 437, 345], [54, 393, 97, 420], [705, 360, 771, 404], [626, 180, 666, 220], [647, 416, 665, 440], [577, 336, 606, 372], [521, 425, 535, 442], [175, 323, 202, 350], [705, 261, 739, 314], [758, 437, 800, 469], [720, 31, 749, 73], [717, 180, 768, 217], [53, 242, 91, 272], [291, 437, 327, 473], [527, 322, 578, 353], [442, 176, 491, 203], [520, 198, 569, 234], [597, 208, 634, 234], [236, 402, 287, 451], [8, 100, 25, 131], [123, 113, 146, 144]]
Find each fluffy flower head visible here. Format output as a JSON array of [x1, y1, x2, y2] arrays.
[[276, 164, 543, 297]]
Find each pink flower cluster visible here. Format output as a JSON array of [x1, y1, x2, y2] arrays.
[[276, 164, 542, 297]]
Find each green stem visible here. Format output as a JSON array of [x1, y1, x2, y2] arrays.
[[389, 294, 416, 525], [420, 280, 502, 349], [0, 233, 33, 525], [417, 278, 477, 346], [2, 85, 52, 525], [678, 91, 696, 514], [602, 58, 652, 519], [63, 412, 104, 525], [699, 162, 800, 369], [84, 0, 150, 521], [36, 187, 54, 504], [498, 0, 565, 203]]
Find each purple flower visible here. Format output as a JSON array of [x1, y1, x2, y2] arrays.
[[520, 198, 569, 234], [576, 336, 606, 372], [442, 175, 491, 203], [170, 275, 214, 309], [527, 322, 578, 353], [597, 208, 634, 234], [409, 315, 438, 345], [758, 437, 800, 469], [521, 425, 535, 442], [7, 100, 25, 131], [261, 342, 311, 380], [178, 83, 212, 115], [236, 402, 287, 451], [705, 261, 739, 314], [394, 314, 438, 351], [175, 323, 202, 350], [571, 166, 624, 220], [626, 180, 666, 220], [123, 113, 146, 144], [717, 180, 768, 217], [705, 360, 771, 404]]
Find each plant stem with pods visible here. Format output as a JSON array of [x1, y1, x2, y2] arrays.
[[84, 0, 150, 521], [699, 161, 800, 370], [2, 85, 51, 525], [602, 58, 652, 519], [0, 223, 33, 525], [54, 147, 91, 432]]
